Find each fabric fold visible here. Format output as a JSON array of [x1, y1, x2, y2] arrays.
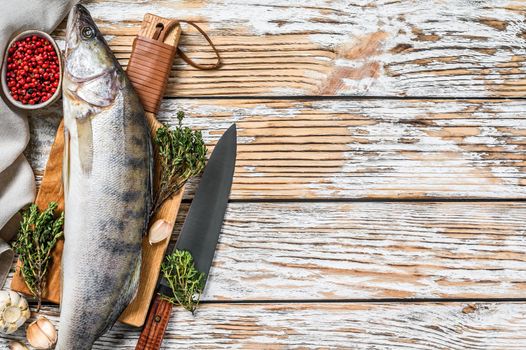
[[0, 155, 35, 230], [0, 0, 78, 288], [0, 240, 13, 286]]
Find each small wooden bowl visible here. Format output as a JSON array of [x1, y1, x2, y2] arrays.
[[1, 30, 62, 110]]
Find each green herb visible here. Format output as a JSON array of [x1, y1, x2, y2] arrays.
[[152, 111, 207, 215], [13, 202, 64, 311], [160, 249, 205, 314]]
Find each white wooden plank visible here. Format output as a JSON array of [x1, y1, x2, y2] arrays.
[[49, 0, 526, 97], [199, 201, 526, 301], [6, 202, 526, 301], [28, 99, 526, 199], [2, 302, 526, 349]]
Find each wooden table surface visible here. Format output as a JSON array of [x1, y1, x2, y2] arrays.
[[3, 0, 526, 348]]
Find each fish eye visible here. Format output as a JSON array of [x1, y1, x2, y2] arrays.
[[81, 26, 95, 39]]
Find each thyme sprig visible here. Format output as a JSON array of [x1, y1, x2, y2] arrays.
[[152, 111, 207, 216], [160, 249, 205, 314], [154, 111, 208, 312], [13, 202, 64, 311]]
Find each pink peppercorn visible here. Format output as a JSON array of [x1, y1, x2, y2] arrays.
[[5, 35, 60, 105]]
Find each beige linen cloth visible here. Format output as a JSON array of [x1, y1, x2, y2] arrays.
[[0, 0, 77, 286]]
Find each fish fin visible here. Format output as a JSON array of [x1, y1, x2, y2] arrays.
[[76, 117, 93, 175], [96, 255, 141, 338], [62, 127, 71, 197], [144, 129, 154, 236], [127, 254, 142, 303], [117, 68, 127, 90]]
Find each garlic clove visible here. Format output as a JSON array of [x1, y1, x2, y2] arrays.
[[0, 291, 10, 306], [0, 292, 30, 334], [18, 298, 30, 322], [4, 306, 22, 324], [27, 316, 58, 349], [16, 313, 28, 328], [17, 295, 29, 310], [148, 219, 173, 244], [8, 341, 29, 350], [6, 322, 19, 334], [37, 317, 57, 343], [21, 307, 31, 320], [8, 291, 20, 307]]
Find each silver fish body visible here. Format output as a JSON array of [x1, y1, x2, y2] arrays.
[[58, 5, 152, 349]]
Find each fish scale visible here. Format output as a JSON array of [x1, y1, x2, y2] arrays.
[[58, 4, 152, 349]]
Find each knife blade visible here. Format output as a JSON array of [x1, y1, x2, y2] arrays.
[[135, 124, 237, 350]]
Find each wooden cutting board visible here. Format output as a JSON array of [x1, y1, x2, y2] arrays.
[[11, 14, 183, 327]]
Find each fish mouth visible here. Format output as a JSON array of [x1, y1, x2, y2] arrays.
[[63, 4, 121, 107], [65, 4, 97, 56], [64, 4, 110, 83], [67, 4, 95, 32]]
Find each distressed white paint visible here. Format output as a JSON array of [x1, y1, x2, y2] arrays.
[[29, 98, 526, 199], [16, 2, 526, 347], [198, 202, 526, 300], [5, 201, 525, 302], [1, 303, 526, 349], [70, 0, 526, 97]]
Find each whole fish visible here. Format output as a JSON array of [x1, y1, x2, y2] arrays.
[[58, 4, 152, 349]]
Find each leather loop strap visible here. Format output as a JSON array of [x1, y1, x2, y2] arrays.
[[176, 21, 222, 70], [154, 20, 179, 42]]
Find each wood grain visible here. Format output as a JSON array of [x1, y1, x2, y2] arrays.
[[186, 201, 526, 301], [7, 201, 525, 302], [10, 121, 65, 303], [29, 98, 526, 200], [43, 0, 526, 97], [2, 302, 526, 349], [135, 295, 173, 350]]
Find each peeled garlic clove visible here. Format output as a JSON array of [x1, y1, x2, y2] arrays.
[[8, 341, 29, 350], [0, 291, 30, 334], [26, 317, 57, 349], [149, 219, 173, 244]]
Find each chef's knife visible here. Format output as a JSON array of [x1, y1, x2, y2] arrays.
[[135, 124, 237, 350]]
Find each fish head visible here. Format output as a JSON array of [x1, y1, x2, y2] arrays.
[[63, 4, 123, 112]]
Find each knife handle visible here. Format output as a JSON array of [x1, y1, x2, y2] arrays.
[[135, 295, 173, 350]]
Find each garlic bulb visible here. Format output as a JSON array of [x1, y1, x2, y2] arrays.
[[26, 317, 57, 349], [149, 219, 173, 244], [0, 291, 30, 334], [8, 341, 29, 350]]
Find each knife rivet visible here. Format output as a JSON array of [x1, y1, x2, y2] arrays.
[[155, 315, 161, 323]]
